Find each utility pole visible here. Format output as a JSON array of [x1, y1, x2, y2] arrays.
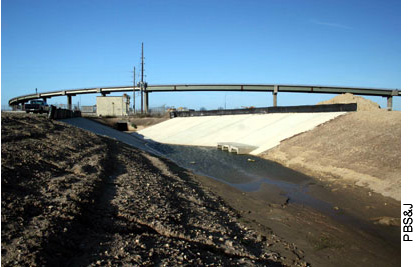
[[140, 42, 144, 114], [133, 66, 136, 114]]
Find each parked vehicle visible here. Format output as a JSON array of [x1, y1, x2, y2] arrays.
[[25, 100, 49, 114]]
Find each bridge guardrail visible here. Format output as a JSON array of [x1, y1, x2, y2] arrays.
[[170, 103, 358, 118], [48, 106, 82, 120]]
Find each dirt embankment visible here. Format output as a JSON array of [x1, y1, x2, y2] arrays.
[[261, 94, 401, 201], [2, 113, 303, 266]]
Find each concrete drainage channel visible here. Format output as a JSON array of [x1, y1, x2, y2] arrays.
[[63, 116, 375, 232], [139, 104, 356, 156]]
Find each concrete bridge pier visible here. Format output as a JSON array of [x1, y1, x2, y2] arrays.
[[144, 91, 149, 114], [12, 104, 22, 111], [385, 90, 399, 111], [386, 96, 393, 111], [67, 95, 72, 110], [273, 85, 278, 107]]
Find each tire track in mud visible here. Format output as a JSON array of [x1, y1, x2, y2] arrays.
[[1, 114, 116, 266], [35, 140, 120, 266]]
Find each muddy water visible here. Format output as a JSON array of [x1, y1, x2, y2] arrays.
[[144, 141, 362, 223], [143, 140, 401, 246]]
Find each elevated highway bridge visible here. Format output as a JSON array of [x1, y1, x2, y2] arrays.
[[9, 84, 401, 112]]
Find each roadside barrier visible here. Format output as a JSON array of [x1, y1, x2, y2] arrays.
[[170, 103, 357, 118], [48, 105, 82, 119]]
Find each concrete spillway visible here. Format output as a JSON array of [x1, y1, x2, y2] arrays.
[[138, 112, 346, 155]]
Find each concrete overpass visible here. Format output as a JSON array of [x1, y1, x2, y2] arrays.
[[8, 84, 401, 112]]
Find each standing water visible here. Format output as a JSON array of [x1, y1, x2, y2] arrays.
[[143, 138, 346, 217]]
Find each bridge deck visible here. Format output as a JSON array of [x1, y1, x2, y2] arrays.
[[9, 84, 401, 108]]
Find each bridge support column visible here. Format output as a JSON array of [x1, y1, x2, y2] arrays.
[[387, 96, 393, 111], [273, 93, 277, 107], [67, 95, 72, 110], [144, 91, 149, 114], [273, 85, 278, 107]]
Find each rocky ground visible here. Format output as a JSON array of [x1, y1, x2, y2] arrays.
[[2, 113, 306, 266]]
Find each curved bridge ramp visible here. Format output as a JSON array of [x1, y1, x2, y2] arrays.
[[138, 112, 346, 155]]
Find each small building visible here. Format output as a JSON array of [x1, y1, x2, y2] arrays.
[[96, 95, 130, 116]]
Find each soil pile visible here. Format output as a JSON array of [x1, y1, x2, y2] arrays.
[[262, 96, 400, 201], [1, 113, 299, 266], [318, 93, 380, 111]]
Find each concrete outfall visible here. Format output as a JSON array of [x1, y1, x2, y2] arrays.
[[138, 112, 346, 155], [217, 142, 258, 154]]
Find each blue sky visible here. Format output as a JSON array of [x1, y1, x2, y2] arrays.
[[1, 0, 401, 110]]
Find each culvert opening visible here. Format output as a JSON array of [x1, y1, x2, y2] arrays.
[[116, 121, 128, 131]]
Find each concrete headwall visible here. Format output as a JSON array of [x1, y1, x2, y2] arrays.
[[139, 111, 347, 155]]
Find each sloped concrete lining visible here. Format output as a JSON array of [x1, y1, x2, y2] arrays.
[[138, 112, 346, 155]]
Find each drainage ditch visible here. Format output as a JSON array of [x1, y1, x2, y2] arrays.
[[64, 117, 394, 242]]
